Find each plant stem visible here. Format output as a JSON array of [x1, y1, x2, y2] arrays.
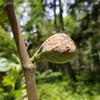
[[4, 0, 37, 100]]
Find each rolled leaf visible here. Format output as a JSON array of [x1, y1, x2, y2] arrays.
[[31, 33, 76, 64]]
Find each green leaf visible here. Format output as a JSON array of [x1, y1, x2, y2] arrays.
[[0, 0, 5, 6], [0, 58, 11, 72], [0, 7, 7, 23], [2, 76, 14, 86]]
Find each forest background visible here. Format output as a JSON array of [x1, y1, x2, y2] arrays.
[[0, 0, 100, 100]]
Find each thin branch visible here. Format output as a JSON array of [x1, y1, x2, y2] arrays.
[[4, 0, 37, 100]]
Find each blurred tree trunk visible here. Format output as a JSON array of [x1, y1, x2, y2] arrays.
[[58, 0, 77, 82], [54, 0, 57, 30], [65, 63, 77, 82], [59, 0, 64, 32], [89, 42, 94, 72]]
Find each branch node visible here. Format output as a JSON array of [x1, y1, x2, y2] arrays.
[[23, 63, 36, 70], [4, 2, 13, 8]]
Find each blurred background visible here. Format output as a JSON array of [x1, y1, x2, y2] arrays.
[[0, 0, 100, 99]]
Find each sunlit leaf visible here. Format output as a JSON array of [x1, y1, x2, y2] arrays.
[[0, 58, 11, 72], [2, 76, 14, 86], [0, 0, 5, 5]]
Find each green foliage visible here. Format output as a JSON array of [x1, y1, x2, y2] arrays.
[[37, 83, 67, 100], [0, 0, 100, 99], [0, 27, 17, 60], [64, 15, 79, 36], [36, 73, 100, 100], [0, 54, 21, 72], [0, 0, 5, 6], [0, 6, 7, 23], [36, 69, 62, 83], [0, 58, 11, 72], [0, 58, 24, 100], [1, 60, 100, 100]]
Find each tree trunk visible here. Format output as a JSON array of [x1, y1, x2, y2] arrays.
[[5, 0, 37, 100], [58, 0, 77, 82], [54, 0, 57, 30], [59, 0, 64, 32], [65, 63, 77, 82]]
